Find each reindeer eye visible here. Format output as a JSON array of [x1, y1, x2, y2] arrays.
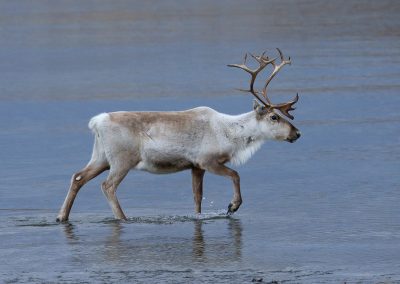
[[271, 115, 278, 121]]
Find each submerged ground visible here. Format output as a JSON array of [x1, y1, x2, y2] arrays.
[[0, 1, 400, 283]]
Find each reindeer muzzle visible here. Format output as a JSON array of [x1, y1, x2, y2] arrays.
[[286, 130, 301, 143]]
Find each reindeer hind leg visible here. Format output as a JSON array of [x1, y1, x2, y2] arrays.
[[57, 136, 109, 222], [101, 165, 131, 220], [56, 161, 109, 222]]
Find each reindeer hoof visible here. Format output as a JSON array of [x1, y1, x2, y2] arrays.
[[56, 216, 68, 223], [227, 203, 239, 215]]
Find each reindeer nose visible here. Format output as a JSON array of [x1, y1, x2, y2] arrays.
[[296, 130, 301, 139]]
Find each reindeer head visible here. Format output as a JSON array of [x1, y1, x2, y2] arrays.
[[252, 100, 300, 143], [228, 48, 301, 143]]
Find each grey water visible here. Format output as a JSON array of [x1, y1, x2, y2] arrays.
[[1, 0, 400, 283]]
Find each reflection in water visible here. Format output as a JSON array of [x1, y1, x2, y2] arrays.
[[61, 217, 243, 268], [192, 218, 242, 262], [192, 220, 205, 259], [104, 221, 124, 262], [62, 222, 79, 243], [228, 218, 242, 259]]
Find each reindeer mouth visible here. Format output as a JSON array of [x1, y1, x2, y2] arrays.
[[286, 130, 301, 143], [285, 138, 297, 143]]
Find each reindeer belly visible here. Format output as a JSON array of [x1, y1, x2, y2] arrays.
[[135, 156, 193, 174], [137, 137, 199, 173]]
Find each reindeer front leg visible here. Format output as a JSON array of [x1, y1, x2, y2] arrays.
[[202, 161, 242, 215], [192, 167, 205, 214]]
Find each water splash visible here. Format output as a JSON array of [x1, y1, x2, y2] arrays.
[[102, 210, 232, 225]]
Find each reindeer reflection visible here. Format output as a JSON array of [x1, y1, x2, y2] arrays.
[[192, 219, 242, 262], [61, 218, 243, 266]]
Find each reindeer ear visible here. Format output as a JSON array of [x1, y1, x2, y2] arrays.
[[253, 100, 261, 110], [253, 100, 267, 116]]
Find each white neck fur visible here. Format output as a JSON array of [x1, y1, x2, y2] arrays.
[[221, 111, 267, 166]]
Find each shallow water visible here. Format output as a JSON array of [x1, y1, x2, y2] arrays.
[[1, 1, 400, 283]]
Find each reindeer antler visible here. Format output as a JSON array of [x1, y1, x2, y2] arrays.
[[228, 48, 299, 120]]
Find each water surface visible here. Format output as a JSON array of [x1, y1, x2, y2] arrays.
[[1, 1, 400, 283]]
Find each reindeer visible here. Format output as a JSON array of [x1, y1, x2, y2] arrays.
[[56, 49, 301, 222]]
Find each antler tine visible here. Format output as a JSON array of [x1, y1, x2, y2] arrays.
[[250, 52, 276, 65], [271, 93, 299, 120], [249, 52, 260, 63], [249, 52, 263, 64], [261, 48, 291, 101], [243, 53, 248, 64], [276, 48, 291, 64], [277, 48, 284, 61], [227, 53, 253, 75]]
